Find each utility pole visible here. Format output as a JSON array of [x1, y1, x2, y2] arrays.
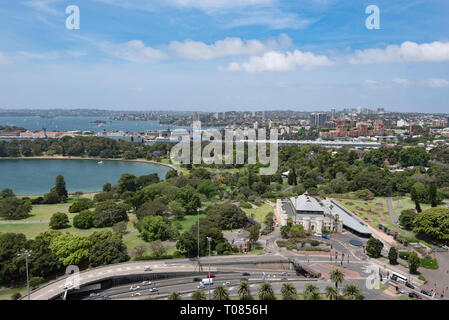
[[195, 208, 202, 272], [18, 250, 32, 300], [207, 237, 212, 300]]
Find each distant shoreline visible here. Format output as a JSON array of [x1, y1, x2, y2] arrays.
[[0, 156, 181, 197]]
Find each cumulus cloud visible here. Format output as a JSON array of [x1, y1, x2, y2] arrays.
[[349, 41, 449, 65], [392, 78, 413, 87], [222, 49, 332, 72], [106, 40, 166, 62], [169, 34, 291, 60], [425, 78, 449, 88]]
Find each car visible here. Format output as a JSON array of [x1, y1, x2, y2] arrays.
[[89, 293, 100, 298], [223, 281, 231, 286], [242, 272, 250, 276], [144, 266, 152, 271], [421, 289, 432, 297], [63, 282, 73, 290], [197, 283, 205, 289], [398, 288, 405, 294], [149, 288, 158, 293], [193, 277, 202, 282], [206, 273, 216, 278], [281, 277, 288, 281], [405, 282, 415, 289], [142, 281, 152, 286], [130, 285, 140, 291], [102, 295, 110, 300], [131, 292, 141, 297], [408, 292, 422, 299], [322, 235, 330, 240]]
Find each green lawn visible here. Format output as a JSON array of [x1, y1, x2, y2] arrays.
[[176, 214, 206, 232], [336, 197, 388, 228], [0, 287, 26, 300], [242, 204, 274, 223], [391, 197, 432, 214]]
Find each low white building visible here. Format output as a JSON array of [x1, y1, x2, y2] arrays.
[[277, 192, 342, 233]]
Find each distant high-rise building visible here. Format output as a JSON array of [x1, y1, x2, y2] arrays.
[[331, 108, 336, 120], [193, 112, 200, 122], [310, 113, 329, 127]]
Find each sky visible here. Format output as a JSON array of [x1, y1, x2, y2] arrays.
[[0, 0, 448, 112]]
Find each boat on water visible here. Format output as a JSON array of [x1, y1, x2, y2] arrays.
[[98, 161, 104, 164]]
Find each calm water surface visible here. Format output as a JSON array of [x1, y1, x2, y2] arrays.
[[0, 159, 171, 195]]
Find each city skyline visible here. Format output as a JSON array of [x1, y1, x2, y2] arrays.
[[0, 0, 449, 111]]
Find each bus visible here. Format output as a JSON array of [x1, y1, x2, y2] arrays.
[[390, 272, 408, 284]]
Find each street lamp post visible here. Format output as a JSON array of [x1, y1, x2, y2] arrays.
[[207, 237, 212, 300], [18, 250, 32, 300]]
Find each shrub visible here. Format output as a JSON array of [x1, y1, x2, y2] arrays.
[[69, 198, 93, 213], [49, 212, 70, 230], [73, 210, 94, 229]]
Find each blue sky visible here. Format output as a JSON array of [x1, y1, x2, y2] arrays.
[[0, 0, 448, 112]]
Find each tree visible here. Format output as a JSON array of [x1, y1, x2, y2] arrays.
[[89, 238, 129, 267], [197, 181, 218, 199], [168, 200, 184, 218], [408, 252, 420, 274], [73, 210, 94, 229], [429, 182, 438, 207], [112, 221, 128, 235], [206, 202, 249, 230], [49, 233, 93, 266], [325, 286, 339, 300], [49, 212, 70, 230], [248, 224, 261, 244], [288, 168, 297, 186], [399, 209, 417, 230], [148, 240, 168, 258], [69, 199, 92, 213], [176, 186, 201, 215], [366, 237, 384, 258], [137, 173, 160, 189], [0, 196, 32, 220], [43, 190, 62, 204], [167, 291, 181, 300], [330, 268, 345, 289], [388, 247, 398, 265], [213, 285, 230, 300], [258, 282, 275, 300], [413, 207, 449, 242], [137, 215, 176, 242], [289, 224, 305, 238], [399, 147, 429, 167], [102, 183, 112, 192], [118, 174, 138, 193], [136, 200, 167, 220], [303, 284, 321, 300], [28, 232, 62, 279], [238, 280, 252, 300], [0, 233, 28, 285], [192, 290, 207, 300], [343, 283, 364, 300], [53, 175, 68, 201], [93, 202, 128, 228], [281, 283, 297, 300]]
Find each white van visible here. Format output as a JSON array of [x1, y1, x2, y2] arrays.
[[201, 278, 213, 285]]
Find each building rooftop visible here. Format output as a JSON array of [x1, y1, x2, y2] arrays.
[[290, 193, 324, 213]]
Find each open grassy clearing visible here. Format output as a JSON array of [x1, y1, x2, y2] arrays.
[[242, 204, 273, 223], [335, 196, 388, 228]]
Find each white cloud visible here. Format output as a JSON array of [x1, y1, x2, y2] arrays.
[[227, 10, 315, 30], [425, 78, 449, 88], [223, 49, 332, 72], [350, 41, 449, 65], [392, 78, 413, 87], [166, 0, 273, 11], [24, 0, 64, 16], [106, 40, 166, 62], [169, 34, 291, 60]]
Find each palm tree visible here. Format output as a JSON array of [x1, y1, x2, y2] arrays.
[[213, 285, 230, 300], [343, 283, 364, 300], [281, 283, 297, 300], [303, 284, 321, 300], [167, 291, 181, 300], [258, 282, 275, 300], [192, 290, 207, 300], [325, 286, 339, 300], [238, 281, 252, 300], [330, 268, 345, 288]]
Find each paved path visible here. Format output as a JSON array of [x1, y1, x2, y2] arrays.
[[386, 197, 415, 238]]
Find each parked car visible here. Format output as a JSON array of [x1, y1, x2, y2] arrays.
[[142, 281, 152, 286], [408, 292, 422, 299], [242, 272, 250, 276], [322, 234, 330, 240], [144, 266, 152, 271], [405, 282, 415, 289], [398, 288, 405, 294], [130, 285, 140, 291], [421, 289, 432, 296]]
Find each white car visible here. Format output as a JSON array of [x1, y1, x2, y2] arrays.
[[131, 292, 141, 297], [223, 281, 231, 286], [144, 266, 152, 271], [142, 281, 152, 286], [398, 288, 406, 294], [63, 282, 73, 290], [197, 283, 205, 289], [149, 288, 158, 293], [130, 285, 140, 291], [89, 293, 100, 298]]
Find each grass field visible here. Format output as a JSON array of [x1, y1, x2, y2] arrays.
[[0, 287, 26, 300], [336, 197, 388, 228], [176, 213, 206, 232], [242, 204, 274, 223]]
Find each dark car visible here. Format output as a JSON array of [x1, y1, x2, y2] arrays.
[[193, 277, 202, 282], [408, 292, 422, 299], [421, 289, 432, 296], [242, 272, 251, 276], [405, 282, 415, 289]]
